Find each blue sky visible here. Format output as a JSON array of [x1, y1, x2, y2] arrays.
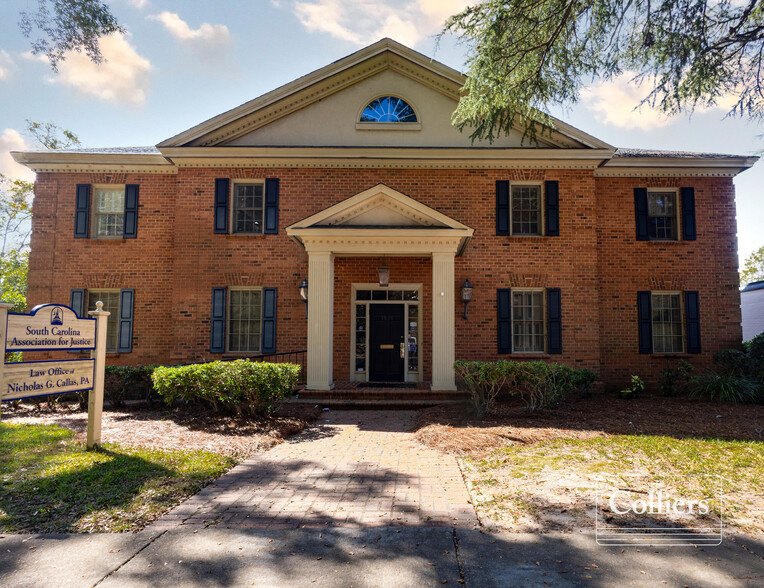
[[1, 0, 762, 266]]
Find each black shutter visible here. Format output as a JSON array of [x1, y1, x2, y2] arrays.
[[69, 289, 86, 353], [496, 180, 509, 235], [497, 288, 512, 354], [117, 289, 134, 353], [123, 184, 139, 238], [638, 291, 653, 354], [261, 287, 277, 353], [545, 181, 560, 236], [214, 179, 229, 234], [547, 288, 562, 354], [210, 287, 226, 353], [635, 188, 649, 241], [681, 187, 696, 241], [74, 184, 90, 238], [685, 291, 701, 354], [70, 289, 86, 317], [264, 178, 279, 234]]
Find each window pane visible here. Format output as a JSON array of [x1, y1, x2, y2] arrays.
[[94, 187, 125, 237], [511, 185, 542, 235], [88, 291, 120, 352], [647, 192, 676, 239], [232, 184, 264, 234], [651, 293, 683, 353], [228, 290, 262, 352], [512, 290, 545, 352]]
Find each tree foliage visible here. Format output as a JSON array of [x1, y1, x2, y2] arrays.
[[444, 0, 764, 142], [19, 0, 124, 71], [26, 119, 81, 150], [0, 175, 33, 256], [0, 250, 29, 313], [740, 245, 764, 286]]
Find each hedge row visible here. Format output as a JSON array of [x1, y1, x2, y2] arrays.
[[151, 360, 301, 417], [454, 360, 598, 416]]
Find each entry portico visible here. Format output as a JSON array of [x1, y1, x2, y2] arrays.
[[286, 184, 473, 391]]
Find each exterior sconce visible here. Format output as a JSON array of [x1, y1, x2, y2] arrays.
[[461, 278, 473, 319], [378, 261, 390, 288], [298, 278, 308, 317]]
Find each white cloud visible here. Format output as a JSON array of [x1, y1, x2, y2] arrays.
[[0, 50, 15, 80], [0, 129, 34, 182], [291, 0, 473, 47], [49, 33, 152, 106], [416, 0, 473, 26], [581, 72, 742, 131], [150, 12, 230, 46], [129, 0, 149, 8], [581, 74, 673, 131]]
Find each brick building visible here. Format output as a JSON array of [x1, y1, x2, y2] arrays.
[[12, 39, 757, 392]]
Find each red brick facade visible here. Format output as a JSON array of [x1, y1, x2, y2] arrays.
[[25, 166, 743, 390]]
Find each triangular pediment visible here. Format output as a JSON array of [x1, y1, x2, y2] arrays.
[[158, 39, 612, 151], [288, 184, 470, 230]]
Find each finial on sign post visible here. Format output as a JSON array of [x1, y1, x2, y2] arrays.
[[96, 300, 103, 312]]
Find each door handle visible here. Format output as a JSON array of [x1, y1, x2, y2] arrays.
[[400, 342, 405, 358]]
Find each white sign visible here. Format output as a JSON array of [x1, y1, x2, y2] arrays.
[[2, 359, 95, 401], [5, 304, 96, 351]]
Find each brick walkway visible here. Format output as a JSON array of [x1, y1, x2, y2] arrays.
[[151, 411, 478, 531]]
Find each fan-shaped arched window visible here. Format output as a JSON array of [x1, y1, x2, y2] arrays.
[[360, 96, 418, 123]]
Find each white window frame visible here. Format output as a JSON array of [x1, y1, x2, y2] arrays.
[[510, 182, 544, 236], [511, 288, 547, 353], [226, 286, 263, 353], [230, 180, 265, 235], [651, 290, 685, 354], [355, 94, 422, 131], [646, 188, 680, 241], [91, 184, 125, 239], [87, 289, 121, 353]]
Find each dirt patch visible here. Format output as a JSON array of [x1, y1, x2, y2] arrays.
[[1, 401, 320, 458], [416, 395, 764, 457], [415, 395, 764, 535]]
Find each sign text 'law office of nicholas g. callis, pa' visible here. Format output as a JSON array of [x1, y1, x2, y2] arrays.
[[2, 304, 96, 400]]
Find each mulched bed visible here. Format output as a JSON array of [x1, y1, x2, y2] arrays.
[[1, 401, 320, 458], [415, 394, 764, 456]]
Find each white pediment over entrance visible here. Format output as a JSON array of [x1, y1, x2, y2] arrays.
[[288, 184, 466, 230], [286, 184, 474, 256]]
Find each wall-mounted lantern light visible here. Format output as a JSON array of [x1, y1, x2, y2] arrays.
[[461, 278, 473, 319], [298, 278, 308, 317], [378, 261, 390, 288]]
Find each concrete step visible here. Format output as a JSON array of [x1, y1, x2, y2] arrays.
[[285, 397, 468, 410]]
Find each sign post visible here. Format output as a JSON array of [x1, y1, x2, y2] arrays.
[[87, 301, 109, 449], [1, 300, 108, 450]]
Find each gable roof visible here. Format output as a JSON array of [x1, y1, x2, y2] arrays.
[[157, 38, 613, 151]]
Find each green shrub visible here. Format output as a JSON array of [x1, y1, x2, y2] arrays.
[[660, 360, 694, 397], [151, 360, 300, 417], [619, 375, 645, 399], [694, 334, 764, 404], [688, 373, 761, 404], [454, 360, 598, 416], [104, 365, 159, 407]]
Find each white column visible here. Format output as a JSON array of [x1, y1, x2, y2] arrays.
[[87, 301, 110, 450], [431, 251, 456, 391], [306, 250, 335, 390]]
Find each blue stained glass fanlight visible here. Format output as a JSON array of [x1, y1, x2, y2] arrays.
[[360, 96, 418, 123]]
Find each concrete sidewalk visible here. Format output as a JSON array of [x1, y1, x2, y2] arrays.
[[1, 528, 761, 587]]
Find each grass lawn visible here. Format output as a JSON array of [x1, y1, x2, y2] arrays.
[[464, 435, 764, 533], [416, 396, 764, 534], [0, 422, 235, 533]]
